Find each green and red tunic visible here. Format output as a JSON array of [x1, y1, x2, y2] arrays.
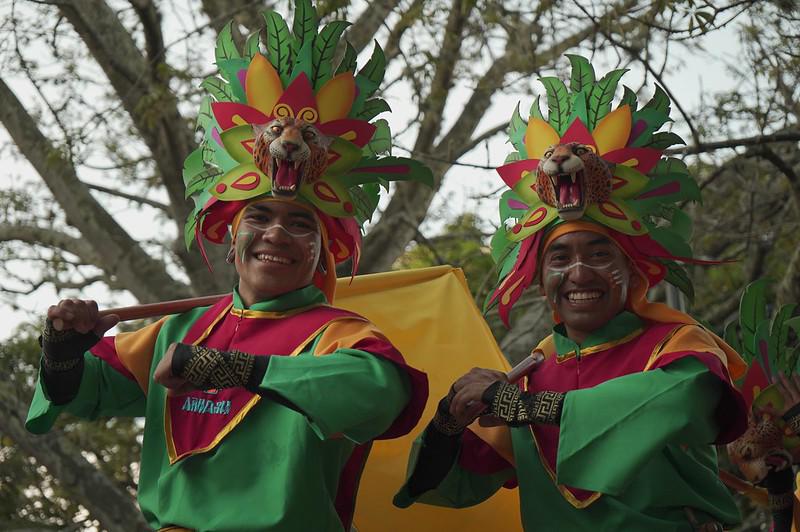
[[28, 285, 427, 532], [396, 311, 745, 531]]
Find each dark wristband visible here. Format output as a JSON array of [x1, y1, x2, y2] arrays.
[[782, 403, 800, 435], [171, 343, 268, 391], [431, 396, 468, 436], [483, 381, 564, 426], [40, 319, 100, 367]]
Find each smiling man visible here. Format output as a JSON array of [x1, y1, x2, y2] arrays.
[[394, 57, 749, 531], [24, 6, 433, 531]]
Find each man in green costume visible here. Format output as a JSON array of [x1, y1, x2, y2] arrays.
[[394, 57, 748, 531], [26, 4, 432, 531]]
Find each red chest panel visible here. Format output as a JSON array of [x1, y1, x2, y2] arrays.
[[165, 296, 358, 463], [525, 321, 681, 503]]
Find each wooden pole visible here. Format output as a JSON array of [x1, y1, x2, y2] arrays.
[[51, 294, 227, 331]]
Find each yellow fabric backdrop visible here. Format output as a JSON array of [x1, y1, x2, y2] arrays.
[[334, 266, 523, 531]]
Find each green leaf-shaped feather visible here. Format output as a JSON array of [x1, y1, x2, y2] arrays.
[[357, 42, 386, 92], [336, 41, 358, 75], [215, 22, 240, 64], [771, 304, 798, 372], [539, 77, 571, 135], [619, 85, 638, 112], [662, 260, 695, 303], [263, 11, 293, 86], [356, 98, 391, 122], [312, 20, 350, 89], [586, 69, 627, 130], [243, 32, 261, 61], [529, 96, 544, 121], [739, 278, 768, 363], [363, 119, 392, 156], [724, 320, 744, 363], [292, 0, 318, 52], [643, 85, 671, 115], [507, 103, 527, 157], [640, 131, 685, 150], [566, 54, 595, 94]]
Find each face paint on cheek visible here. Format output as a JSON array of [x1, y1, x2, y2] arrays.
[[545, 271, 565, 307], [306, 241, 317, 264], [235, 231, 255, 263], [611, 269, 628, 305]]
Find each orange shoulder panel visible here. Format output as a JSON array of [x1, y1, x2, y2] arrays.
[[311, 317, 380, 356], [114, 316, 169, 394]]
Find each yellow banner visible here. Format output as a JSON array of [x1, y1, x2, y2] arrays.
[[335, 266, 523, 531]]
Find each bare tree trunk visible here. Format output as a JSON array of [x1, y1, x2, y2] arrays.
[[0, 382, 149, 532]]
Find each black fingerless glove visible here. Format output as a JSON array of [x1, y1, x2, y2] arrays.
[[763, 466, 796, 532], [171, 343, 269, 392], [782, 403, 800, 436], [40, 319, 100, 371], [430, 393, 471, 436], [481, 381, 564, 426]]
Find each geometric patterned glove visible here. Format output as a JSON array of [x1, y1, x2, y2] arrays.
[[40, 319, 100, 372], [430, 394, 471, 436], [482, 381, 564, 427], [170, 343, 268, 391], [782, 403, 800, 436]]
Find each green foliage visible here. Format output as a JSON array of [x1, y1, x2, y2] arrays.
[[394, 213, 495, 301], [214, 22, 240, 64], [0, 329, 142, 527]]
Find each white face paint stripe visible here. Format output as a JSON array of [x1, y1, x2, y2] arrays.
[[547, 260, 615, 273]]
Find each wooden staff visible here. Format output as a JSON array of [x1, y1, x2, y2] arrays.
[[52, 294, 227, 331], [507, 349, 545, 381]]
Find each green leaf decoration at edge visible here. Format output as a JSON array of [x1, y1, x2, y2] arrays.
[[619, 85, 638, 112], [215, 22, 240, 64], [739, 279, 768, 362], [363, 119, 391, 156], [754, 319, 777, 378], [201, 75, 232, 103], [507, 103, 527, 157], [195, 96, 213, 134], [568, 90, 589, 129], [292, 0, 318, 52], [357, 42, 386, 92], [783, 316, 800, 373], [566, 54, 595, 94], [312, 20, 350, 90], [182, 147, 205, 186], [724, 320, 744, 363], [586, 68, 627, 130], [184, 214, 198, 251], [663, 260, 695, 303], [243, 32, 261, 61], [350, 182, 380, 224], [355, 98, 391, 121], [771, 304, 798, 371], [529, 96, 545, 121], [263, 11, 294, 86], [641, 131, 685, 150], [539, 77, 571, 135], [185, 167, 222, 198], [336, 41, 358, 75], [643, 84, 671, 115], [291, 37, 314, 82], [670, 209, 693, 240]]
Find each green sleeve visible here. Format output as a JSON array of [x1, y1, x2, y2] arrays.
[[259, 348, 410, 443], [394, 427, 515, 509], [556, 356, 722, 495], [26, 353, 146, 434]]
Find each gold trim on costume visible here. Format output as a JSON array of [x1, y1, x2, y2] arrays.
[[554, 328, 644, 364], [230, 302, 326, 319], [528, 424, 603, 508], [164, 301, 335, 464], [642, 324, 689, 371]]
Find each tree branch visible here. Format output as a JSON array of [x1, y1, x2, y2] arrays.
[[0, 78, 188, 302], [0, 381, 149, 532]]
